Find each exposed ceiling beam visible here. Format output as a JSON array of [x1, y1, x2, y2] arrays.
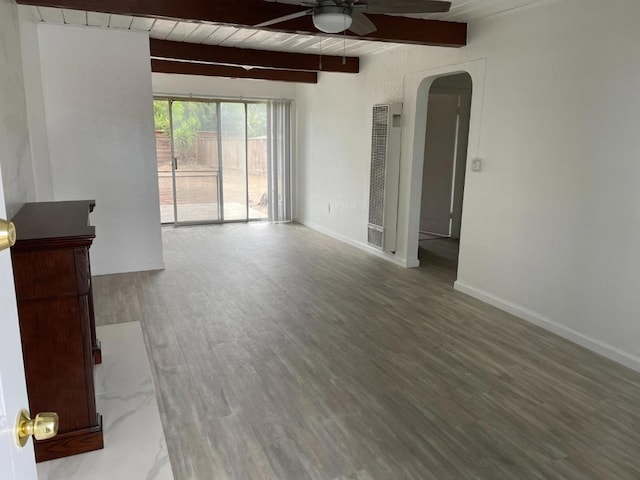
[[151, 59, 318, 84], [17, 0, 467, 47], [150, 40, 359, 73]]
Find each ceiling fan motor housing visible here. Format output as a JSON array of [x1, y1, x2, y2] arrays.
[[312, 5, 354, 33]]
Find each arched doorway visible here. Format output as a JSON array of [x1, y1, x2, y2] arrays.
[[418, 73, 472, 279]]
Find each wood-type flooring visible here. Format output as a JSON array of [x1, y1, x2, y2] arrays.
[[93, 223, 640, 479]]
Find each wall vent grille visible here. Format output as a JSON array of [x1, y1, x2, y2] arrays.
[[367, 103, 402, 252], [367, 225, 384, 248], [368, 105, 390, 242]]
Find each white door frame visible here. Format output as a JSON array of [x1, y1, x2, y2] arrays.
[[395, 59, 487, 271]]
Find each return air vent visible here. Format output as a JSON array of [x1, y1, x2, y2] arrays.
[[367, 103, 402, 252]]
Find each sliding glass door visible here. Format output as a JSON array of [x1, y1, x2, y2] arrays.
[[220, 102, 247, 221], [171, 100, 221, 223], [247, 103, 269, 220], [153, 100, 176, 224], [153, 97, 287, 225]]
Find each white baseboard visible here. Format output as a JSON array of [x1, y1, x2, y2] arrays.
[[297, 220, 410, 268], [93, 261, 166, 276], [454, 280, 640, 372]]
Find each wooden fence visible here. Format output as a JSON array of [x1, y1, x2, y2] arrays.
[[155, 131, 267, 174]]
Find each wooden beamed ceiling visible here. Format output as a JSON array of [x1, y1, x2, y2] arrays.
[[151, 59, 318, 83], [17, 0, 467, 47], [150, 40, 359, 74]]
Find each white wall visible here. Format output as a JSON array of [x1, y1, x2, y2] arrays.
[[27, 23, 164, 275], [152, 72, 296, 99], [296, 0, 640, 370], [19, 19, 53, 201], [296, 72, 374, 249], [0, 0, 35, 218]]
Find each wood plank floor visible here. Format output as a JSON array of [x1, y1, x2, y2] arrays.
[[93, 223, 640, 480]]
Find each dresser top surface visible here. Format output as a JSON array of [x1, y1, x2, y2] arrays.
[[12, 200, 96, 243]]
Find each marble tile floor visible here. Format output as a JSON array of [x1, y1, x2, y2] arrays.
[[37, 322, 174, 480]]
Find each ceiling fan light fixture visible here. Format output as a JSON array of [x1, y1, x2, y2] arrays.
[[313, 6, 353, 34]]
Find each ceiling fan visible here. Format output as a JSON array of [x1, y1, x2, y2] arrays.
[[255, 0, 452, 35]]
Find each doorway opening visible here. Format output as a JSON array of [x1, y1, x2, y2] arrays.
[[153, 97, 292, 226], [418, 72, 472, 278]]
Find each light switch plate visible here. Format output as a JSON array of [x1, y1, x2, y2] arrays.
[[471, 158, 482, 172]]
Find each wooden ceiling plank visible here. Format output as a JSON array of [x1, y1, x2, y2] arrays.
[[37, 6, 64, 23], [198, 28, 221, 45], [108, 13, 133, 29], [150, 39, 359, 73], [149, 18, 178, 39], [203, 25, 242, 46], [278, 33, 308, 49], [61, 8, 86, 25], [151, 59, 318, 84], [166, 21, 200, 42], [86, 10, 109, 26], [130, 16, 155, 31], [237, 29, 279, 48], [15, 0, 466, 47], [183, 23, 217, 43], [219, 27, 260, 47]]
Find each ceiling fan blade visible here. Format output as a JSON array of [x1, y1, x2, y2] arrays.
[[362, 0, 452, 14], [349, 11, 377, 35], [254, 9, 312, 28]]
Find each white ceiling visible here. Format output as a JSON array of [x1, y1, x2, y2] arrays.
[[19, 0, 546, 57]]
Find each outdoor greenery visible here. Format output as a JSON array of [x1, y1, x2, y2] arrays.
[[154, 100, 267, 152]]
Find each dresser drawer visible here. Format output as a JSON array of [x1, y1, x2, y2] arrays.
[[12, 249, 78, 299]]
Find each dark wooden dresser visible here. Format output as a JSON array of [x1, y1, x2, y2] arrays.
[[10, 200, 104, 462]]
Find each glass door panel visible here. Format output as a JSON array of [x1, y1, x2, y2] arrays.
[[153, 100, 175, 224], [171, 100, 220, 223], [220, 103, 248, 221], [155, 98, 275, 225], [247, 103, 269, 220]]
